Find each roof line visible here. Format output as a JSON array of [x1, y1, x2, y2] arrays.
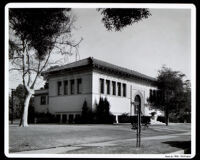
[[44, 57, 156, 82]]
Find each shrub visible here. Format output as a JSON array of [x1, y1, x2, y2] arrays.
[[80, 98, 115, 124], [74, 115, 82, 124], [28, 105, 35, 124], [130, 116, 151, 125], [169, 112, 191, 123], [150, 111, 156, 119], [95, 97, 114, 124], [81, 100, 94, 124], [34, 112, 57, 123], [107, 114, 116, 124], [157, 116, 165, 123], [118, 113, 130, 123]]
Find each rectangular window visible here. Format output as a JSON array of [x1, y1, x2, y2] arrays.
[[75, 114, 81, 122], [69, 114, 74, 123], [62, 114, 67, 123], [150, 89, 153, 97], [57, 81, 62, 95], [70, 80, 75, 94], [112, 81, 116, 95], [64, 80, 68, 95], [100, 78, 104, 94], [117, 82, 121, 96], [77, 78, 82, 94], [106, 80, 110, 95], [40, 95, 46, 105], [56, 114, 61, 123], [122, 83, 126, 97], [75, 114, 81, 119]]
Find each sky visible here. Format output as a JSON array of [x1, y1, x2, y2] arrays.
[[9, 8, 192, 89]]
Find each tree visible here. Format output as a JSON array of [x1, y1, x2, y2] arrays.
[[95, 97, 113, 124], [13, 84, 27, 121], [81, 100, 93, 123], [9, 9, 81, 127], [176, 80, 191, 123], [9, 84, 35, 123], [148, 66, 191, 126], [98, 9, 151, 31]]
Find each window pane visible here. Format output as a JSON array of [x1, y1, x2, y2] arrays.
[[64, 81, 68, 95], [57, 81, 62, 95], [40, 95, 46, 105], [77, 78, 82, 94], [69, 114, 74, 123], [106, 80, 110, 95], [150, 89, 152, 97], [123, 83, 126, 97], [62, 114, 67, 123], [56, 114, 61, 123], [100, 79, 104, 94], [112, 81, 116, 95], [117, 82, 121, 96], [70, 80, 75, 94]]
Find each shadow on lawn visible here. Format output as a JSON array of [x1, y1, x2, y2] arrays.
[[162, 141, 191, 154]]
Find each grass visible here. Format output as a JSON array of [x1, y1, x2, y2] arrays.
[[8, 123, 191, 153], [65, 136, 191, 154]]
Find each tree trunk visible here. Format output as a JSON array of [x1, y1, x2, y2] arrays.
[[165, 108, 169, 126], [20, 92, 32, 127]]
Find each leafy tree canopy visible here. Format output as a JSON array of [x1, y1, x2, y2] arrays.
[[98, 8, 151, 31], [148, 66, 191, 125], [9, 8, 71, 60], [15, 84, 27, 100], [157, 66, 185, 94]]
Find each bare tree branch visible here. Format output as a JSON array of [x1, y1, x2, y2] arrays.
[[9, 68, 23, 71], [12, 56, 23, 59], [39, 51, 51, 74], [30, 58, 41, 89], [22, 40, 26, 89], [55, 37, 83, 48], [27, 51, 31, 86]]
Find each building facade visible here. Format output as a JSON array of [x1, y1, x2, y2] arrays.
[[34, 57, 162, 123]]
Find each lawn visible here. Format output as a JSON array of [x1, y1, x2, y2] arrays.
[[65, 135, 191, 154], [8, 123, 191, 153]]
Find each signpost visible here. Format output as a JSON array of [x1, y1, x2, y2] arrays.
[[137, 102, 141, 147], [131, 101, 141, 147]]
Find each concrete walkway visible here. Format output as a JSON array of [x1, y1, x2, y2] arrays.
[[13, 131, 190, 154]]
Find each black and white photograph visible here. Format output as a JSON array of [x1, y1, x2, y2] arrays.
[[5, 3, 196, 158]]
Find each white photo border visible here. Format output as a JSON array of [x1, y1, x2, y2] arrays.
[[4, 3, 196, 159]]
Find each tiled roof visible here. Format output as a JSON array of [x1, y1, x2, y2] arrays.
[[43, 57, 156, 82]]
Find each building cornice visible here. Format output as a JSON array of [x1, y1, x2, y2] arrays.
[[42, 57, 157, 84]]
